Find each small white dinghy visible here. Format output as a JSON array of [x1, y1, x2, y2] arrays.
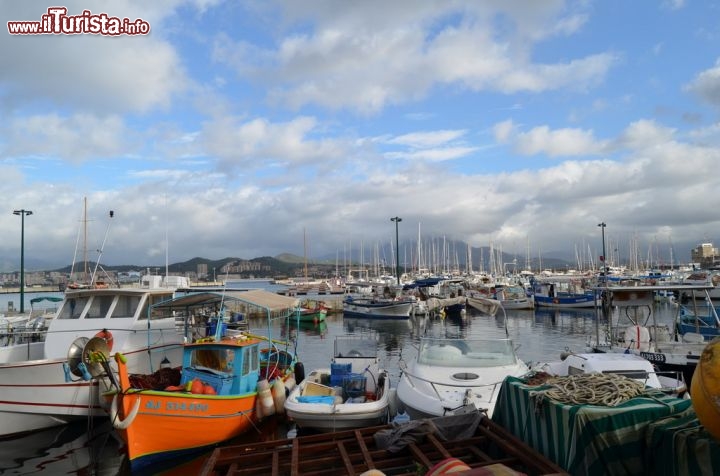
[[284, 335, 391, 431]]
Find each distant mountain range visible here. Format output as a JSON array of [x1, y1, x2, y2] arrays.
[[1, 240, 581, 275]]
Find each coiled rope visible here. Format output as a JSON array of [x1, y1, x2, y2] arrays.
[[530, 373, 646, 406]]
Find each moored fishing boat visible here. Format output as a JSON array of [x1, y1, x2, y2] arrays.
[[531, 278, 599, 308], [102, 290, 301, 472], [494, 284, 535, 310], [676, 301, 720, 341], [284, 335, 390, 431], [590, 284, 715, 388], [0, 281, 185, 437], [342, 295, 414, 319], [297, 299, 328, 323]]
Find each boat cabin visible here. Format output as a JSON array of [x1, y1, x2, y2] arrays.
[[180, 338, 261, 395]]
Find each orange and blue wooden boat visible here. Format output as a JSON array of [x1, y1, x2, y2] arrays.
[[98, 290, 302, 472], [104, 333, 292, 472]]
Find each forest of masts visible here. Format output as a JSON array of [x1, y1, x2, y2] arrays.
[[328, 228, 682, 279]]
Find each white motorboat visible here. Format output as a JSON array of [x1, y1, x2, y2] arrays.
[[0, 280, 186, 437], [396, 336, 529, 419], [284, 335, 391, 431], [532, 351, 687, 396], [396, 296, 530, 419]]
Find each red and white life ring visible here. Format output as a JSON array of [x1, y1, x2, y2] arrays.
[[95, 329, 114, 351]]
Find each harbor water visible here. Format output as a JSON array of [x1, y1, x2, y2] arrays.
[[0, 285, 684, 475]]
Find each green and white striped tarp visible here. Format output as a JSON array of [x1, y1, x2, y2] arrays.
[[492, 376, 692, 476], [645, 407, 720, 476]]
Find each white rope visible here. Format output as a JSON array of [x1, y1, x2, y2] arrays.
[[530, 373, 646, 406]]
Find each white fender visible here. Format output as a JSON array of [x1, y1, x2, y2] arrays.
[[110, 393, 141, 430]]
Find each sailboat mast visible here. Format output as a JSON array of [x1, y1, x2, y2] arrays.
[[83, 197, 88, 283], [303, 228, 308, 283]]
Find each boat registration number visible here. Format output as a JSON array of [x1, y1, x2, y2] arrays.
[[639, 352, 666, 363], [145, 400, 208, 412]]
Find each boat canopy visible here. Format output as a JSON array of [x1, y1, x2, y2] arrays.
[[151, 290, 299, 314], [30, 296, 63, 304]]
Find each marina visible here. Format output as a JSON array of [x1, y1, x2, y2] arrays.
[[0, 280, 718, 475]]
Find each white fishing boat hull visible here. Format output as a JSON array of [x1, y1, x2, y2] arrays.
[[0, 287, 185, 437], [342, 298, 413, 319]]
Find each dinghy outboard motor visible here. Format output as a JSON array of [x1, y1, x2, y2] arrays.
[[64, 336, 114, 384]]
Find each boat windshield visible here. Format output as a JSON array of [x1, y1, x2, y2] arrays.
[[57, 296, 90, 319], [417, 338, 518, 368], [334, 337, 377, 358]]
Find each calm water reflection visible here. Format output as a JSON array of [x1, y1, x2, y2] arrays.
[[0, 301, 682, 475]]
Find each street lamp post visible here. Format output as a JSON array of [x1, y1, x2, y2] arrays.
[[390, 217, 402, 285], [597, 222, 607, 277], [13, 209, 33, 314]]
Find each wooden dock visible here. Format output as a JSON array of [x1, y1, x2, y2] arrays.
[[200, 414, 567, 476]]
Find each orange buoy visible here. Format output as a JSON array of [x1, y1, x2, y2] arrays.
[[691, 336, 720, 440], [190, 378, 204, 394], [94, 329, 114, 351]]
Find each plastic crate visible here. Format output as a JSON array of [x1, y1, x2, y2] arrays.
[[342, 373, 366, 399], [181, 367, 234, 395], [331, 362, 352, 375]]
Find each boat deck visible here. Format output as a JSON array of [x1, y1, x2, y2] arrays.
[[200, 414, 566, 476]]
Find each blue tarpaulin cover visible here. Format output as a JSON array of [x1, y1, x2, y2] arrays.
[[297, 395, 335, 404]]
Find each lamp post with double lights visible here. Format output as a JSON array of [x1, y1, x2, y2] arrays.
[[13, 209, 33, 314], [390, 217, 402, 285]]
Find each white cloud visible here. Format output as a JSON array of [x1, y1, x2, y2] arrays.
[[385, 147, 478, 162], [0, 2, 189, 114], [201, 116, 349, 170], [616, 120, 676, 150], [495, 123, 606, 157], [2, 113, 133, 161], [493, 120, 517, 143], [684, 59, 720, 109], [387, 130, 467, 148], [215, 1, 616, 113]]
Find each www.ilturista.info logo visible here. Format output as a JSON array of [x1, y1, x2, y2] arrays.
[[8, 7, 150, 36]]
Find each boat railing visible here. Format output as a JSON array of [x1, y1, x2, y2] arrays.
[[0, 324, 48, 348], [650, 369, 687, 395]]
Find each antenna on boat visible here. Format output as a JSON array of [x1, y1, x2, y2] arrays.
[[69, 198, 86, 284], [213, 264, 232, 341], [90, 210, 114, 286]]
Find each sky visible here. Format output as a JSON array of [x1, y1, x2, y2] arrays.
[[1, 0, 719, 271]]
